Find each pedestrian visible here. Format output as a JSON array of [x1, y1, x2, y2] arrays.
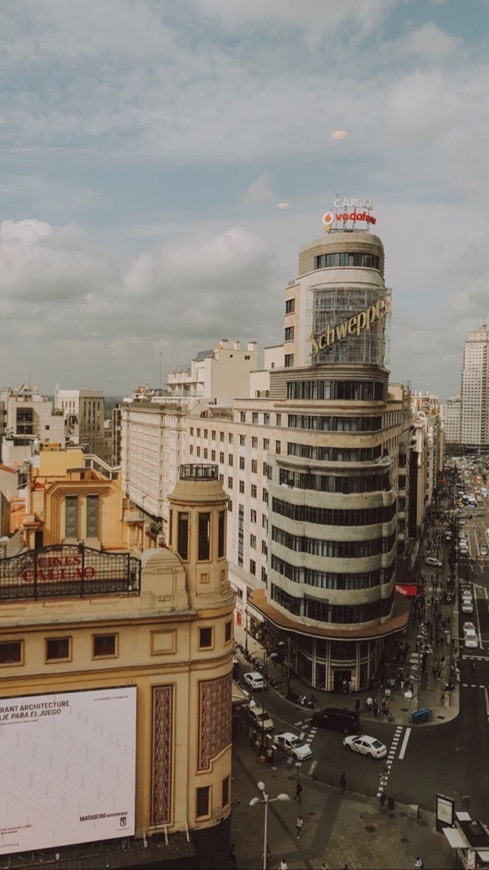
[[340, 771, 346, 793], [278, 860, 288, 870], [294, 781, 303, 802], [414, 858, 424, 869], [383, 708, 389, 724], [230, 842, 238, 869], [296, 814, 304, 839], [354, 698, 360, 712], [263, 845, 272, 869], [366, 695, 373, 712]]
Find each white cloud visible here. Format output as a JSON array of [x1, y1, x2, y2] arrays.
[[242, 175, 278, 208], [402, 21, 459, 58]]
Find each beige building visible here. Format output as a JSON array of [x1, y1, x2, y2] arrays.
[[0, 463, 234, 866], [55, 387, 106, 459], [187, 222, 410, 692], [166, 339, 258, 402], [0, 385, 65, 467]]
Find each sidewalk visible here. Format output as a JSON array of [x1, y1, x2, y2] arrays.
[[231, 736, 457, 869]]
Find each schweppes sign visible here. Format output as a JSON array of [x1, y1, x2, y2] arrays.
[[311, 295, 391, 357]]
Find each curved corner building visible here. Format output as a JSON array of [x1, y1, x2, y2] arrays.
[[251, 226, 408, 692]]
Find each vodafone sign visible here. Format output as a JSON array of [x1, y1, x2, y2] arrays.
[[323, 197, 376, 231]]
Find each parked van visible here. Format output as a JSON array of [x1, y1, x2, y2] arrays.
[[310, 707, 359, 734]]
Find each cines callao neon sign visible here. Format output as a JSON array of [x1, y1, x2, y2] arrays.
[[310, 295, 391, 357]]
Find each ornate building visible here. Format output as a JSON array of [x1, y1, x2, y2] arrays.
[[0, 462, 234, 867]]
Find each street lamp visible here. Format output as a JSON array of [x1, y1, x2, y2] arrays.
[[249, 781, 290, 870]]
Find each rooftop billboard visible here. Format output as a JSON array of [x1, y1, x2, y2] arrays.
[[0, 686, 136, 855]]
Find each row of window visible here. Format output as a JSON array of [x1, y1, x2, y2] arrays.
[[173, 510, 226, 562], [271, 584, 394, 624], [0, 623, 232, 666], [271, 526, 396, 558], [288, 415, 383, 432], [314, 252, 381, 270], [65, 495, 99, 538], [279, 467, 391, 493], [271, 555, 395, 589], [271, 497, 396, 527], [287, 442, 382, 462], [287, 380, 385, 402], [189, 428, 234, 442]]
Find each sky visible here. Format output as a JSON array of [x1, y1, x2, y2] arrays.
[[1, 0, 489, 401]]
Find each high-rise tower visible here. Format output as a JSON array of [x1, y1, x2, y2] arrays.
[[460, 326, 489, 449]]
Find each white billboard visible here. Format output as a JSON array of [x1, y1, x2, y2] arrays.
[[0, 686, 136, 855]]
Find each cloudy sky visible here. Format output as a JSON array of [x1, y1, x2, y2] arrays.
[[1, 0, 488, 400]]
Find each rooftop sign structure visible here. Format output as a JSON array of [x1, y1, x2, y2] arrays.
[[323, 197, 376, 232]]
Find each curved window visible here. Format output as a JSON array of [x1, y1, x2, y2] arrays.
[[287, 442, 382, 462], [271, 498, 396, 527], [287, 380, 385, 401], [314, 252, 381, 271], [270, 584, 394, 623], [287, 415, 382, 432], [272, 526, 396, 558], [271, 555, 395, 589], [279, 467, 391, 493]]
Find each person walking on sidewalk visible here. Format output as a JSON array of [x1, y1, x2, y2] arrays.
[[294, 780, 303, 802], [296, 814, 304, 839], [278, 860, 288, 870]]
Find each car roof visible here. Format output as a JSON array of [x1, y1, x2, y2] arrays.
[[246, 671, 263, 678], [277, 732, 297, 740]]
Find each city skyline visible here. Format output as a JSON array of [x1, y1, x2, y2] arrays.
[[1, 0, 489, 399]]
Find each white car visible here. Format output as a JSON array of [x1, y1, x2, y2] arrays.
[[464, 630, 478, 649], [480, 546, 488, 556], [273, 732, 312, 761], [244, 671, 265, 690], [425, 557, 443, 568], [463, 621, 476, 634], [247, 704, 275, 732], [343, 734, 387, 759], [462, 599, 474, 613]]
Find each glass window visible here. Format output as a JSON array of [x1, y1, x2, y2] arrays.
[[65, 496, 78, 539], [239, 457, 245, 470], [177, 512, 189, 560], [251, 437, 258, 448], [199, 627, 213, 648], [251, 460, 257, 473], [240, 412, 246, 423], [222, 776, 230, 807], [220, 432, 225, 442], [239, 481, 245, 494], [285, 354, 294, 367], [252, 413, 259, 424], [285, 298, 295, 313], [225, 621, 232, 643], [86, 494, 99, 538], [93, 634, 116, 657], [218, 510, 225, 557], [240, 435, 246, 446], [196, 786, 210, 818], [284, 326, 294, 341], [228, 433, 233, 444], [250, 559, 256, 575], [198, 512, 211, 560], [276, 414, 281, 426], [251, 484, 257, 498], [0, 640, 22, 664], [227, 476, 233, 489], [46, 637, 70, 661]]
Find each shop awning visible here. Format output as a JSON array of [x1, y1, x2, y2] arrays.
[[443, 827, 467, 848]]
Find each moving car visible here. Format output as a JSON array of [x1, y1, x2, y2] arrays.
[[343, 734, 387, 759], [463, 621, 476, 634], [425, 557, 443, 568], [310, 707, 359, 734], [244, 671, 265, 690], [462, 598, 474, 614], [247, 704, 274, 732], [480, 545, 488, 556], [273, 732, 312, 761], [464, 629, 478, 649]]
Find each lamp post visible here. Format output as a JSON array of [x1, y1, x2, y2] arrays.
[[249, 781, 290, 870]]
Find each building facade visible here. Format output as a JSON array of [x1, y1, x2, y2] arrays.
[[166, 339, 258, 402], [460, 326, 489, 449], [0, 385, 65, 466], [0, 463, 234, 866], [55, 387, 106, 459], [441, 395, 462, 445], [187, 222, 410, 691]]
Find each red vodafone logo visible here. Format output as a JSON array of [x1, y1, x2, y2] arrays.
[[322, 211, 334, 227]]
